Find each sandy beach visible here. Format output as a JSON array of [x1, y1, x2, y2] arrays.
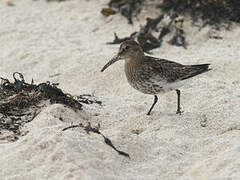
[[0, 0, 240, 179]]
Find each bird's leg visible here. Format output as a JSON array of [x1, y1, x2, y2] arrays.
[[176, 89, 183, 114], [147, 95, 158, 115]]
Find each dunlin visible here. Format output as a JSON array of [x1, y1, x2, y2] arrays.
[[101, 40, 211, 115]]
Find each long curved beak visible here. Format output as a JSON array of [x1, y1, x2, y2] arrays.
[[101, 54, 121, 72]]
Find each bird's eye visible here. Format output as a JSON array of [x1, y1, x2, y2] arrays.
[[124, 46, 130, 51]]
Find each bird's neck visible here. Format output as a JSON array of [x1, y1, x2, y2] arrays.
[[124, 53, 145, 81], [125, 52, 145, 67]]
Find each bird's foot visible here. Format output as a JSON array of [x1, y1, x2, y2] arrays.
[[176, 109, 183, 115]]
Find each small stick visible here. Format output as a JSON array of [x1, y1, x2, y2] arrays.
[[221, 125, 240, 134], [62, 122, 130, 158]]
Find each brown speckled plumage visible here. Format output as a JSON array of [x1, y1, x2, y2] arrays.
[[101, 40, 211, 115]]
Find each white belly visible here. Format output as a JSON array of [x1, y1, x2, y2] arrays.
[[129, 78, 191, 95]]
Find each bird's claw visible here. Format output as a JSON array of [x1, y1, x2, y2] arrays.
[[176, 110, 183, 115]]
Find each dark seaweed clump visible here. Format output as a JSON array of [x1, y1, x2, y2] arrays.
[[159, 0, 240, 27], [0, 72, 100, 142], [0, 73, 128, 158], [107, 14, 187, 52], [101, 0, 144, 24], [104, 0, 240, 52]]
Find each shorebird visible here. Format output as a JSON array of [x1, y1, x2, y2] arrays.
[[101, 40, 211, 115]]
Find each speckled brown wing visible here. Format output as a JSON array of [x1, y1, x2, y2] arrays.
[[143, 56, 211, 82]]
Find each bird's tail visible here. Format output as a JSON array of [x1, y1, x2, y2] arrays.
[[181, 64, 211, 80]]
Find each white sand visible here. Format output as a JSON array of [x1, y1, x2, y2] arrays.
[[0, 0, 240, 179]]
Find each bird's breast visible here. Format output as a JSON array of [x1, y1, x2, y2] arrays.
[[124, 63, 166, 95]]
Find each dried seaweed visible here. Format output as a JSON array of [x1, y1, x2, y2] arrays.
[[136, 15, 164, 52], [107, 15, 164, 52], [0, 77, 82, 117], [0, 72, 101, 142], [221, 125, 240, 134], [7, 1, 15, 6], [158, 0, 240, 28], [62, 122, 130, 158], [104, 0, 240, 51], [77, 94, 102, 105], [101, 8, 117, 16], [103, 0, 144, 24], [143, 15, 164, 33], [168, 16, 187, 49], [107, 32, 138, 45], [107, 13, 189, 51], [104, 0, 240, 26], [158, 14, 177, 40], [137, 30, 162, 52]]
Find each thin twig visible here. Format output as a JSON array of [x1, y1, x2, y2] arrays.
[[62, 122, 130, 158]]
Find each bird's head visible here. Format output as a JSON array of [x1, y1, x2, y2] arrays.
[[101, 40, 144, 72]]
